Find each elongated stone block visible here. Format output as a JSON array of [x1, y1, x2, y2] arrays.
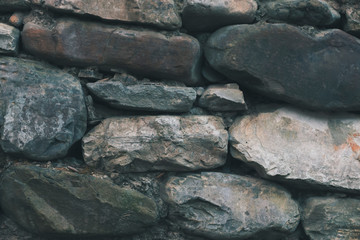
[[22, 18, 202, 85]]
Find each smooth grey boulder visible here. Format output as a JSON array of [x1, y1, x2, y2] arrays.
[[182, 0, 257, 32], [303, 197, 360, 240], [162, 172, 300, 239], [0, 23, 20, 55], [86, 75, 196, 113], [205, 23, 360, 111], [0, 56, 87, 161], [0, 165, 158, 237], [82, 116, 228, 172], [260, 0, 340, 26], [0, 0, 29, 12], [230, 105, 360, 192], [28, 0, 181, 30], [198, 83, 247, 111]]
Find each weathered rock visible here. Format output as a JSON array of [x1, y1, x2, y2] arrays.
[[9, 11, 26, 28], [0, 56, 87, 161], [0, 214, 43, 240], [205, 23, 360, 110], [303, 197, 360, 240], [198, 83, 247, 111], [0, 165, 158, 237], [182, 0, 257, 32], [29, 0, 181, 30], [22, 18, 202, 85], [82, 116, 228, 172], [162, 172, 300, 239], [78, 67, 103, 81], [344, 7, 360, 36], [87, 75, 197, 112], [230, 105, 360, 192], [260, 0, 340, 26], [0, 0, 29, 12], [0, 23, 20, 55]]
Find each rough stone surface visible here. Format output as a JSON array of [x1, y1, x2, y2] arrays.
[[230, 105, 360, 192], [303, 197, 360, 240], [22, 18, 202, 85], [29, 0, 181, 30], [344, 6, 360, 36], [162, 172, 300, 239], [198, 83, 247, 112], [87, 75, 197, 113], [260, 0, 340, 26], [182, 0, 257, 32], [0, 165, 158, 237], [0, 56, 87, 161], [82, 116, 228, 172], [0, 23, 20, 55], [0, 0, 29, 12], [205, 23, 360, 110]]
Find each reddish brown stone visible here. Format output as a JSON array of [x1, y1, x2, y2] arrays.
[[22, 18, 202, 85]]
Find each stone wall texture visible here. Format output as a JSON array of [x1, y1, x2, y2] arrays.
[[0, 0, 359, 239]]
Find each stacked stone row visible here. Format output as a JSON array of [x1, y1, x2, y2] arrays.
[[0, 0, 359, 239]]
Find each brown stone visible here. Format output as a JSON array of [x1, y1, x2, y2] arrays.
[[22, 18, 202, 85], [29, 0, 181, 30]]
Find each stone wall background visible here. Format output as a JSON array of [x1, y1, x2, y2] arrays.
[[0, 0, 359, 239]]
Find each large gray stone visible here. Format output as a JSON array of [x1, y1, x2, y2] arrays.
[[198, 83, 247, 112], [162, 172, 300, 239], [82, 116, 228, 172], [86, 75, 196, 113], [22, 18, 202, 86], [0, 165, 158, 237], [0, 23, 20, 55], [29, 0, 181, 30], [303, 197, 360, 240], [0, 56, 87, 161], [205, 23, 360, 110], [260, 0, 340, 26], [230, 105, 360, 192], [182, 0, 257, 32]]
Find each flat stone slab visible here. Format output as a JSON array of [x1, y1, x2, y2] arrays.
[[0, 56, 87, 161], [230, 105, 360, 192], [22, 18, 202, 85], [205, 23, 360, 110], [29, 0, 181, 30], [82, 116, 228, 172], [86, 75, 196, 112], [260, 0, 340, 26], [303, 197, 360, 240], [182, 0, 257, 32], [0, 165, 158, 237], [0, 23, 20, 55], [0, 0, 29, 12], [198, 83, 247, 111], [162, 172, 300, 239]]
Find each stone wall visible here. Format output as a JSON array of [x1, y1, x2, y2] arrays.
[[0, 0, 359, 239]]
